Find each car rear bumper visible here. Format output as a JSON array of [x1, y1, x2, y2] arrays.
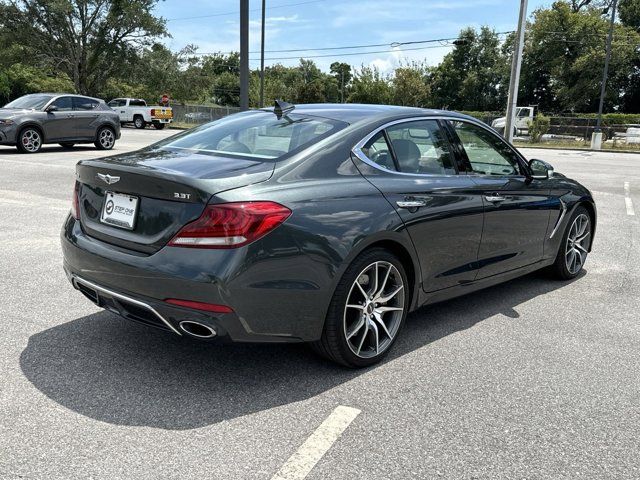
[[61, 214, 330, 343]]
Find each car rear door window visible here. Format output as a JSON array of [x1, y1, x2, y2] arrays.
[[361, 131, 397, 171], [129, 99, 146, 107], [448, 121, 522, 176], [50, 96, 73, 111], [385, 120, 456, 175], [73, 98, 99, 110]]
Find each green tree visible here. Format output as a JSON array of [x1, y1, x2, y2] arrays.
[[348, 66, 392, 104], [212, 71, 240, 106], [0, 70, 10, 102], [430, 27, 508, 110], [1, 0, 167, 96], [392, 62, 431, 107], [5, 64, 75, 98], [297, 80, 326, 103], [330, 62, 352, 101], [521, 1, 640, 112], [620, 0, 640, 29]]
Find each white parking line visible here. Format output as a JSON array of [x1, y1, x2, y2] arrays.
[[271, 406, 361, 480], [624, 182, 635, 216]]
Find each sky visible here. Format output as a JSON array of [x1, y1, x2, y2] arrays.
[[154, 0, 551, 72]]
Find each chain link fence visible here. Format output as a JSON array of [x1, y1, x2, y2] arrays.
[[170, 104, 242, 125]]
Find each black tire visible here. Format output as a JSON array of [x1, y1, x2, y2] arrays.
[[59, 142, 75, 149], [16, 126, 43, 154], [153, 122, 166, 130], [548, 205, 592, 280], [94, 126, 116, 150], [133, 116, 146, 129], [311, 248, 410, 368]]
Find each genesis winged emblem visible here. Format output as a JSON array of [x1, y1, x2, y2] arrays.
[[97, 173, 120, 185]]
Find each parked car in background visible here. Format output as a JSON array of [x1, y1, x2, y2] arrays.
[[492, 106, 535, 137], [62, 102, 596, 367], [0, 93, 120, 153], [108, 98, 173, 130]]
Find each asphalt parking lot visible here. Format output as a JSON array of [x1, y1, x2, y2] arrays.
[[0, 127, 638, 479]]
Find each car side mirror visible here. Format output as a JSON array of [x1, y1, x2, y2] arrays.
[[45, 105, 58, 113], [529, 158, 554, 179]]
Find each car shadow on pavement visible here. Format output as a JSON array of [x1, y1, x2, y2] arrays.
[[19, 270, 584, 430]]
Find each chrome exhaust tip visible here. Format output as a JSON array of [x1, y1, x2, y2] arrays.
[[179, 320, 217, 339]]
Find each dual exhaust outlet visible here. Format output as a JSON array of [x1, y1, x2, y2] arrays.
[[179, 320, 217, 339]]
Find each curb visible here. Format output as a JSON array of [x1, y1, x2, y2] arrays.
[[515, 145, 640, 155]]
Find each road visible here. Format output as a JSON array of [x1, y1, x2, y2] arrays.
[[1, 128, 639, 479]]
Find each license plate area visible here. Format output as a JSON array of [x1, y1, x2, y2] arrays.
[[100, 192, 139, 230]]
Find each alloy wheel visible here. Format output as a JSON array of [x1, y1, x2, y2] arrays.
[[565, 213, 590, 275], [21, 129, 41, 152], [99, 129, 115, 149], [343, 261, 405, 358]]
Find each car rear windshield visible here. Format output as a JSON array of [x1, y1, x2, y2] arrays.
[[4, 94, 54, 110], [153, 111, 348, 160]]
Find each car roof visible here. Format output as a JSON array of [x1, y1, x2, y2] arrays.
[[261, 103, 472, 124], [36, 93, 104, 102]]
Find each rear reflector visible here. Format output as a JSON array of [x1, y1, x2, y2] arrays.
[[150, 108, 156, 116], [168, 201, 291, 249], [165, 298, 233, 313], [71, 181, 80, 220]]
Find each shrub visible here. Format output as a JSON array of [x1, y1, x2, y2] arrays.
[[528, 114, 550, 143]]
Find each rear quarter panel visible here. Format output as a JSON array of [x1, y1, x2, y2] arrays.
[[209, 129, 419, 341]]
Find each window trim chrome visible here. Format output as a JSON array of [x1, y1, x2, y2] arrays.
[[351, 115, 531, 178], [351, 116, 461, 177]]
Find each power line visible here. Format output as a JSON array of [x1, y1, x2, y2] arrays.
[[191, 32, 515, 58], [165, 0, 326, 22], [247, 32, 514, 54], [260, 43, 457, 61]]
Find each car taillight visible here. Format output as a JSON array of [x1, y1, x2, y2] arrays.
[[71, 181, 80, 220], [150, 108, 156, 116], [169, 201, 291, 248]]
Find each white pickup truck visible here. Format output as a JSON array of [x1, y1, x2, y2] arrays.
[[107, 98, 173, 130], [491, 106, 534, 137]]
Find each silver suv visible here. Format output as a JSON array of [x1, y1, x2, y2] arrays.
[[0, 93, 121, 153]]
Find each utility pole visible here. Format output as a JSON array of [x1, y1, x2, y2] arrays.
[[504, 0, 528, 143], [340, 70, 344, 103], [259, 0, 266, 108], [592, 0, 618, 150], [240, 0, 249, 111]]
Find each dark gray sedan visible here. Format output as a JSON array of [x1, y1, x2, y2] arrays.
[[61, 102, 596, 367], [0, 93, 120, 153]]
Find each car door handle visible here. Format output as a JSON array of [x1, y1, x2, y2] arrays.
[[484, 194, 507, 203], [396, 199, 428, 209]]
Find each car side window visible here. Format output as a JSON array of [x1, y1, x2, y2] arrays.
[[361, 131, 396, 171], [108, 99, 123, 107], [50, 96, 73, 112], [448, 120, 522, 176], [73, 98, 99, 110], [385, 120, 456, 175], [130, 99, 146, 107]]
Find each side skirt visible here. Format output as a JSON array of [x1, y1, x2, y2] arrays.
[[415, 259, 555, 309]]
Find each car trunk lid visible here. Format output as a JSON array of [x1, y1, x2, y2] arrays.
[[76, 147, 275, 254]]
